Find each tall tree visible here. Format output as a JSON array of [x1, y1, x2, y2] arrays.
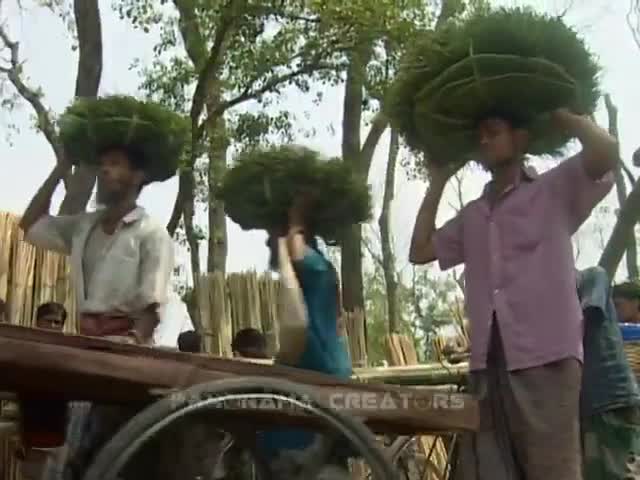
[[119, 0, 356, 293], [601, 94, 638, 278], [338, 0, 436, 315], [598, 5, 640, 278], [378, 128, 400, 332], [0, 0, 103, 214], [350, 0, 471, 329]]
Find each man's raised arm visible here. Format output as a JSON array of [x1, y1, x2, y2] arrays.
[[409, 174, 448, 265], [19, 161, 77, 255], [409, 160, 465, 266]]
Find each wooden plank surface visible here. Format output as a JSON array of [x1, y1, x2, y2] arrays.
[[0, 324, 478, 435]]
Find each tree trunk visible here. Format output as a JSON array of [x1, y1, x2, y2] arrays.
[[340, 44, 370, 315], [601, 94, 638, 279], [379, 128, 400, 333], [58, 0, 103, 215], [599, 178, 640, 278], [206, 107, 229, 274]]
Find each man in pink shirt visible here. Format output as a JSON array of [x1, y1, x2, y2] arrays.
[[410, 108, 617, 479]]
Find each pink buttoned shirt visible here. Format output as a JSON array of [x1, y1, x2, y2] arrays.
[[433, 154, 614, 371]]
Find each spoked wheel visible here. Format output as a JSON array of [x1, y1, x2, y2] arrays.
[[366, 434, 458, 480], [82, 377, 397, 480]]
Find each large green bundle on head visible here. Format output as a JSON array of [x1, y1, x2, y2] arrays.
[[59, 95, 190, 183], [218, 145, 371, 243], [385, 7, 600, 166]]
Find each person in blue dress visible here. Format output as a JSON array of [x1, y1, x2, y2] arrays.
[[257, 192, 352, 476], [577, 267, 640, 480]]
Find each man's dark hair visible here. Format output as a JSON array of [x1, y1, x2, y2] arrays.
[[474, 107, 530, 130], [36, 302, 67, 323], [232, 328, 268, 358], [178, 330, 201, 353], [0, 298, 6, 322], [97, 144, 148, 191], [613, 282, 640, 303]]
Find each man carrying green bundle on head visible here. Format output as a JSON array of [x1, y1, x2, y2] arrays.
[[388, 7, 618, 480], [19, 95, 188, 479], [220, 145, 369, 478]]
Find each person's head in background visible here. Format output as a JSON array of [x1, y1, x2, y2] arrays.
[[178, 330, 202, 353], [0, 298, 6, 323], [612, 282, 640, 324], [232, 328, 269, 359], [36, 302, 67, 331]]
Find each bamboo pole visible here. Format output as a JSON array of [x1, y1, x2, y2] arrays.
[[258, 274, 279, 355]]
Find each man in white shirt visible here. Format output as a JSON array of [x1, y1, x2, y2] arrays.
[[20, 147, 173, 344], [20, 146, 174, 479]]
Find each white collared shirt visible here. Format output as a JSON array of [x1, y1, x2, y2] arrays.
[[25, 207, 174, 315]]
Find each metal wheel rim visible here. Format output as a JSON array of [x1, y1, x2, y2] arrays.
[[100, 392, 391, 479]]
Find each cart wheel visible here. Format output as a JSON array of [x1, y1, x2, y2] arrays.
[[82, 377, 396, 480], [366, 434, 457, 480]]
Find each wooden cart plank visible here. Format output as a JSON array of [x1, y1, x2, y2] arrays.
[[0, 324, 478, 435]]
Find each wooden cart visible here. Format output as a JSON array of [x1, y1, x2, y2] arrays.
[[0, 324, 478, 479]]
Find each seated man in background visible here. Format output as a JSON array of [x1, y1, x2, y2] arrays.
[[0, 298, 6, 323], [177, 330, 202, 353], [19, 302, 69, 480], [232, 328, 269, 359], [613, 281, 640, 324], [34, 302, 67, 331], [577, 267, 640, 480]]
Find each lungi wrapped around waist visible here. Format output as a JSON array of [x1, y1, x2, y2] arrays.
[[20, 398, 68, 450], [79, 314, 133, 338]]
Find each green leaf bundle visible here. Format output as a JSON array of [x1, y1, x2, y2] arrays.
[[385, 7, 600, 165], [59, 95, 190, 183], [218, 145, 371, 243]]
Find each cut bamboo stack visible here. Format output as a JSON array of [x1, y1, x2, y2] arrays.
[[0, 212, 76, 329], [344, 309, 367, 368], [0, 212, 77, 480], [386, 333, 449, 480], [196, 271, 281, 357], [197, 272, 233, 357], [258, 274, 280, 355]]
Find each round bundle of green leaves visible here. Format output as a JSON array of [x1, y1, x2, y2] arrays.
[[59, 95, 190, 183], [218, 145, 371, 243], [385, 7, 600, 166]]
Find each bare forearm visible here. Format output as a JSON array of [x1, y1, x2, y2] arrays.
[[131, 305, 160, 343], [409, 179, 446, 264], [556, 111, 618, 179], [19, 165, 67, 232], [286, 226, 307, 261]]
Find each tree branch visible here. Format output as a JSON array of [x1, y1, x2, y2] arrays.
[[599, 178, 640, 278], [0, 22, 62, 162], [173, 0, 208, 66], [361, 111, 389, 172], [58, 0, 103, 215], [627, 0, 640, 52], [187, 0, 239, 130], [623, 161, 636, 185], [211, 61, 333, 119]]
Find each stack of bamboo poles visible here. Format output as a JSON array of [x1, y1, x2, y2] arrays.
[[344, 309, 367, 368], [0, 212, 77, 480], [196, 271, 281, 357], [386, 333, 449, 480], [0, 213, 76, 331]]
